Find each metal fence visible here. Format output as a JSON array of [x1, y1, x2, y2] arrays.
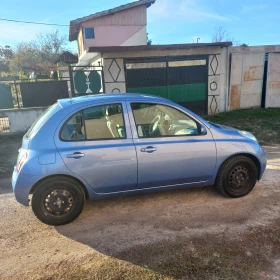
[[0, 78, 70, 109]]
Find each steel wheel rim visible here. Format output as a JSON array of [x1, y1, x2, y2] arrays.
[[42, 189, 74, 217], [228, 165, 251, 193]]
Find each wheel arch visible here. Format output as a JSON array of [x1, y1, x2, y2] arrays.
[[29, 174, 89, 199], [217, 153, 261, 180]]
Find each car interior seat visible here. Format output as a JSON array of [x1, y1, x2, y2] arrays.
[[106, 106, 125, 138]]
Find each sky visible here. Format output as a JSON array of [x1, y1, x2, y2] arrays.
[[1, 0, 280, 51]]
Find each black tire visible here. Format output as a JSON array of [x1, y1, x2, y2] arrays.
[[215, 156, 258, 198], [32, 176, 85, 226]]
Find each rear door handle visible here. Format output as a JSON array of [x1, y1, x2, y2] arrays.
[[66, 152, 85, 159], [140, 146, 157, 153]]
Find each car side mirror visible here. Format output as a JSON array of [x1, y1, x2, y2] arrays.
[[200, 124, 207, 135], [25, 126, 31, 132]]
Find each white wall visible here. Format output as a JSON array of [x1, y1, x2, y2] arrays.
[[103, 58, 126, 93], [0, 107, 46, 133], [208, 47, 229, 114]]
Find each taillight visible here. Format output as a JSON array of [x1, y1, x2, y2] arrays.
[[17, 152, 28, 173]]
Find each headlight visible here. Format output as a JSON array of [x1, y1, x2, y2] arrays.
[[238, 130, 258, 142]]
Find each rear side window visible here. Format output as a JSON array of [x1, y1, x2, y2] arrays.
[[60, 103, 126, 141], [25, 103, 61, 139]]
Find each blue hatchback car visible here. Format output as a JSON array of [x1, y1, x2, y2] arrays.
[[12, 94, 267, 225]]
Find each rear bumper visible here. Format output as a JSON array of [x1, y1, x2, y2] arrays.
[[12, 166, 41, 206]]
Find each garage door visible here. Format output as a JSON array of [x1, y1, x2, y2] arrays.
[[125, 56, 208, 115]]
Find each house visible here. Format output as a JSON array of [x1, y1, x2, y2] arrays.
[[52, 51, 78, 80], [69, 0, 155, 65], [69, 0, 232, 115]]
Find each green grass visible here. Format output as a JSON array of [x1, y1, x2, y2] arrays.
[[205, 108, 280, 145]]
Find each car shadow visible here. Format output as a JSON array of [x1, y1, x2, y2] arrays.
[[55, 186, 238, 277]]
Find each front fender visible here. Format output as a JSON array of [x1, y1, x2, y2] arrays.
[[208, 140, 266, 185]]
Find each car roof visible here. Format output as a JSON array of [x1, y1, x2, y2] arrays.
[[57, 93, 168, 108]]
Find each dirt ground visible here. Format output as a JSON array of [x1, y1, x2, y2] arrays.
[[0, 141, 279, 279]]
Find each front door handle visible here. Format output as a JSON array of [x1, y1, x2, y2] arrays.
[[140, 146, 157, 153], [66, 152, 85, 159]]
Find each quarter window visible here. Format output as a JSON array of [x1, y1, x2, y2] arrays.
[[131, 103, 200, 138], [60, 104, 126, 141]]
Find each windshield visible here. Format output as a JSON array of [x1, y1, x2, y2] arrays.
[[25, 103, 61, 139]]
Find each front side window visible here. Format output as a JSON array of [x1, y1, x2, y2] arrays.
[[131, 103, 200, 138], [60, 104, 126, 141]]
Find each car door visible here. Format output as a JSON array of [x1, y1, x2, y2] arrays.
[[127, 101, 217, 189], [54, 102, 137, 194]]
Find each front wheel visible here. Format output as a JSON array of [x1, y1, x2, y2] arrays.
[[32, 176, 85, 226], [215, 156, 258, 198]]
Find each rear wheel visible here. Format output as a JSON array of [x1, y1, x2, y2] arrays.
[[215, 156, 258, 198], [32, 176, 85, 226]]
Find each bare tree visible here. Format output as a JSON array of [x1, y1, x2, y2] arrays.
[[212, 26, 242, 46], [147, 33, 152, 45], [212, 26, 232, 43]]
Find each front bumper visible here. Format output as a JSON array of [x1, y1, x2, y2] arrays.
[[258, 145, 267, 180], [12, 166, 41, 206]]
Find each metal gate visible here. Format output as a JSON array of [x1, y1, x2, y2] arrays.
[[69, 65, 105, 96], [125, 56, 208, 115]]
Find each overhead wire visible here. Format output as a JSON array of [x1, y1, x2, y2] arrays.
[[0, 18, 69, 26]]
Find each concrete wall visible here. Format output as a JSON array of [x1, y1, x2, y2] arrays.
[[230, 45, 280, 110], [266, 53, 280, 108], [229, 52, 265, 109], [0, 107, 46, 133]]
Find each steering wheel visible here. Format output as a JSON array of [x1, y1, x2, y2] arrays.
[[149, 115, 161, 135]]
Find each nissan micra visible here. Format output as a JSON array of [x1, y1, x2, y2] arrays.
[[12, 94, 267, 225]]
